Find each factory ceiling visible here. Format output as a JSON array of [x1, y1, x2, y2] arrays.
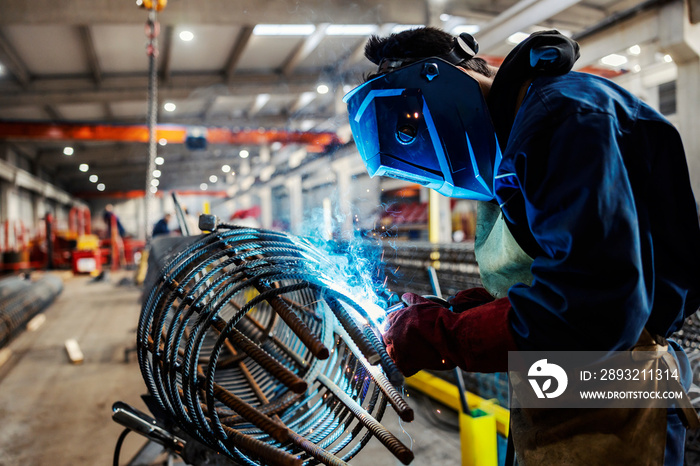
[[0, 0, 679, 196]]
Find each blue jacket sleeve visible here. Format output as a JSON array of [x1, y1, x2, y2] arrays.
[[503, 111, 650, 352]]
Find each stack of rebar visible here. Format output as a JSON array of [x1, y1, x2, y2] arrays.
[[377, 241, 481, 299], [138, 227, 414, 466], [0, 274, 63, 347]]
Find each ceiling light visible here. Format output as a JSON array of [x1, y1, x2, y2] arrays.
[[253, 24, 315, 36], [200, 183, 208, 191], [628, 45, 641, 56], [239, 149, 249, 159], [155, 156, 164, 165], [179, 30, 194, 41], [221, 164, 231, 173], [664, 54, 673, 63], [79, 163, 89, 172], [316, 84, 329, 95], [440, 14, 451, 22], [391, 25, 426, 34], [151, 179, 159, 187], [149, 186, 158, 194], [89, 174, 98, 183], [158, 138, 167, 146], [600, 53, 628, 67], [63, 146, 74, 156], [326, 24, 377, 36], [153, 169, 161, 178], [633, 64, 641, 73], [209, 175, 218, 183], [163, 102, 176, 112], [97, 183, 105, 191], [507, 32, 530, 45], [451, 24, 480, 35]]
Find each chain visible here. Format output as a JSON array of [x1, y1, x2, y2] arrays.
[[144, 4, 159, 241]]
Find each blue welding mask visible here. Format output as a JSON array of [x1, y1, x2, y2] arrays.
[[344, 35, 502, 200]]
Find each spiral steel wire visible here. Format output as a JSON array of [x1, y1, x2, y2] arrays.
[[138, 226, 414, 466], [0, 274, 63, 347]]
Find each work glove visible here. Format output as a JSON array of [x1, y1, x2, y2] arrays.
[[383, 291, 517, 377], [448, 287, 496, 313]]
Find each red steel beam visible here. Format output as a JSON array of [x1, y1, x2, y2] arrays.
[[74, 189, 229, 199], [0, 122, 341, 152]]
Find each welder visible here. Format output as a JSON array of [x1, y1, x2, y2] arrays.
[[344, 27, 700, 465]]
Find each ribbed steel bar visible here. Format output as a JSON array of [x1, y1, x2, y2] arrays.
[[211, 318, 308, 394], [224, 247, 330, 361], [317, 374, 414, 465], [0, 274, 63, 348]]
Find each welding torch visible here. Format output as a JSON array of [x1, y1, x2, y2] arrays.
[[384, 266, 471, 414]]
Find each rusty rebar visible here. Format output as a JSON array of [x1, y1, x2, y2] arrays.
[[334, 324, 414, 422], [362, 325, 404, 386], [220, 423, 302, 466], [286, 429, 350, 466], [267, 294, 330, 360], [317, 374, 414, 465], [243, 314, 310, 368], [210, 381, 290, 444], [324, 295, 380, 365], [226, 248, 330, 361], [219, 392, 301, 426], [211, 317, 307, 394]]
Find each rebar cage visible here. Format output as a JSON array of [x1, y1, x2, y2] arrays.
[[137, 227, 414, 466]]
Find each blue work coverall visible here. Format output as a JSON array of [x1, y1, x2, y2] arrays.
[[495, 70, 700, 465]]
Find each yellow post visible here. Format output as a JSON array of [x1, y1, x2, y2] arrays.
[[405, 371, 505, 466], [202, 201, 210, 215], [460, 409, 498, 466], [429, 189, 441, 243]]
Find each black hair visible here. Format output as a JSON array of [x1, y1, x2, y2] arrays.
[[363, 26, 494, 81]]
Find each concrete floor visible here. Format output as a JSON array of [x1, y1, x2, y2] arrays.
[[0, 272, 461, 466]]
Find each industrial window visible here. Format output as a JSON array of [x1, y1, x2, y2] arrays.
[[658, 81, 677, 116]]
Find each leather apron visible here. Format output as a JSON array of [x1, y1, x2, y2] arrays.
[[474, 201, 699, 465]]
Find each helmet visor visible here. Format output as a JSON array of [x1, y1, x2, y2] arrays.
[[344, 58, 501, 200]]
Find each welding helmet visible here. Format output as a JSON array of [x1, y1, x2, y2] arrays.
[[344, 34, 502, 200]]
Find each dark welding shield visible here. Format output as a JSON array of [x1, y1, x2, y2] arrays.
[[344, 40, 502, 200]]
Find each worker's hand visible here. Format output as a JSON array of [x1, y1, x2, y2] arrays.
[[383, 292, 518, 376], [448, 287, 495, 313], [384, 293, 456, 377]]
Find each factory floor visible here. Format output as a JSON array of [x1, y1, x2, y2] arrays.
[[0, 272, 461, 466]]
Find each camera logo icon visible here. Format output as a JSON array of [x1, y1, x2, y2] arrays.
[[528, 359, 568, 399]]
